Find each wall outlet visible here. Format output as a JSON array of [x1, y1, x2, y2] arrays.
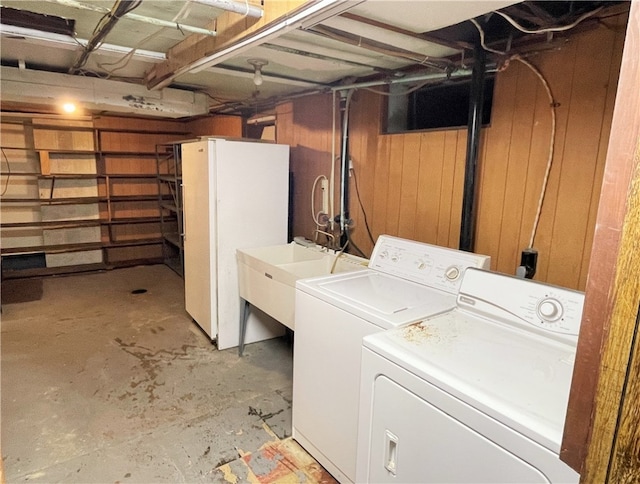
[[321, 178, 329, 216]]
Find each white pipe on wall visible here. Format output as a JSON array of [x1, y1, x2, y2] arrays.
[[190, 0, 263, 19]]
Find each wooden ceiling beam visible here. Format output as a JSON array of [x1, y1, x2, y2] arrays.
[[144, 0, 309, 90]]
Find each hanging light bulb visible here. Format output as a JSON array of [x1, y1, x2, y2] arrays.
[[253, 67, 263, 86], [248, 59, 268, 87]]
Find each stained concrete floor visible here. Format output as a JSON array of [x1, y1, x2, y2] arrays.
[[1, 264, 313, 483]]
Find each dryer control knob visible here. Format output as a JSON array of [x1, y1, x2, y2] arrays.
[[445, 266, 460, 281], [537, 298, 563, 322]]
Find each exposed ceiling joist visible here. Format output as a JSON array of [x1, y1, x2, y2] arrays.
[[308, 25, 454, 71], [44, 0, 219, 36], [1, 0, 621, 118], [145, 0, 305, 89], [0, 24, 165, 62], [144, 0, 364, 90], [262, 42, 390, 72], [1, 65, 209, 118]]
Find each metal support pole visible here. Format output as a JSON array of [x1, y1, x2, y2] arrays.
[[339, 90, 352, 248], [459, 44, 486, 252]]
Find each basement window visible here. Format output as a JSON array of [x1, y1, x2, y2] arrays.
[[386, 76, 495, 133]]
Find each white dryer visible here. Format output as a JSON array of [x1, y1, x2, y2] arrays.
[[356, 268, 584, 483], [292, 235, 490, 483]]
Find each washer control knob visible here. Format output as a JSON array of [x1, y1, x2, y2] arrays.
[[537, 298, 563, 322], [445, 265, 460, 281], [379, 250, 389, 260], [391, 253, 399, 262], [417, 260, 427, 270]]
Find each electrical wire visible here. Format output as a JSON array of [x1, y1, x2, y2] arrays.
[[469, 18, 508, 55], [97, 1, 192, 78], [346, 227, 367, 258], [508, 55, 557, 249], [362, 78, 445, 97], [349, 165, 375, 246], [1, 148, 11, 196], [492, 7, 603, 35], [469, 13, 562, 256], [70, 0, 143, 74]]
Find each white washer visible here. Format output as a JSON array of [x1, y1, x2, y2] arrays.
[[292, 235, 490, 483], [356, 268, 584, 483]]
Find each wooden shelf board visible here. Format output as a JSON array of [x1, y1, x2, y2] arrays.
[[163, 233, 183, 248], [1, 242, 103, 255], [1, 219, 101, 229]]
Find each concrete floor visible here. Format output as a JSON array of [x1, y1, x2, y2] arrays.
[[1, 264, 322, 483]]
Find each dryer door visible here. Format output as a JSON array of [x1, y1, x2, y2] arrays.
[[368, 376, 550, 483]]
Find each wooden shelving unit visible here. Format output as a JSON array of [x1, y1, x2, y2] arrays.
[[1, 114, 191, 277]]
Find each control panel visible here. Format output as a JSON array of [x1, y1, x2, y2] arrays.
[[368, 235, 491, 294], [457, 268, 585, 341]]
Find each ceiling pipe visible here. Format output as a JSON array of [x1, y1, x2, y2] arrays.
[[150, 0, 360, 89], [0, 24, 165, 61], [43, 0, 218, 36], [190, 0, 263, 19], [263, 43, 389, 72], [331, 68, 473, 92]]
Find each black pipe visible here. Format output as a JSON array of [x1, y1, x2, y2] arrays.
[[339, 92, 351, 248], [459, 44, 486, 252]]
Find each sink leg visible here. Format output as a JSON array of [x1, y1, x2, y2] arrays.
[[239, 298, 250, 356]]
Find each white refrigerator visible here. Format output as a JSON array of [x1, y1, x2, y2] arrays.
[[181, 138, 289, 350]]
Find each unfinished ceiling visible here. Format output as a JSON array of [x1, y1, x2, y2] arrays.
[[0, 0, 623, 118]]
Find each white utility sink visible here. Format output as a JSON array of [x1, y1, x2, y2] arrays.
[[237, 241, 368, 330]]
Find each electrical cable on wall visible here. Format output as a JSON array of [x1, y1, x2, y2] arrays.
[[349, 165, 375, 246], [511, 55, 557, 250], [470, 15, 560, 277]]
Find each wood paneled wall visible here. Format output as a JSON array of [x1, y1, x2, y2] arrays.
[[276, 97, 338, 245], [277, 18, 626, 290], [188, 115, 243, 138]]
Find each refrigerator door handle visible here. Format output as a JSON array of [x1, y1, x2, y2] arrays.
[[181, 182, 186, 241]]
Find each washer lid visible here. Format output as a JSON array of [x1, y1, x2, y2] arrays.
[[296, 271, 455, 329], [363, 310, 577, 454]]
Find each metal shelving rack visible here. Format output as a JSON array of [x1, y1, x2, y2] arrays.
[[156, 142, 184, 277]]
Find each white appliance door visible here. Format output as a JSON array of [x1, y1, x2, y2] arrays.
[[214, 139, 289, 350], [293, 290, 381, 483], [182, 140, 217, 339], [367, 375, 550, 483]]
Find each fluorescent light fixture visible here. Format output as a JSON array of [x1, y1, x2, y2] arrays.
[[180, 0, 362, 77], [0, 24, 166, 61]]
